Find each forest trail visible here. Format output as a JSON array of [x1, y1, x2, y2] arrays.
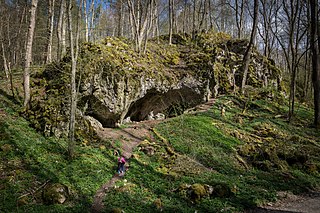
[[90, 120, 160, 213]]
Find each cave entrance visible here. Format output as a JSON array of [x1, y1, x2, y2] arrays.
[[125, 87, 204, 122]]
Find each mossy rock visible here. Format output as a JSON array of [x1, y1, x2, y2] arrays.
[[153, 198, 163, 211], [1, 144, 13, 153], [177, 183, 191, 198], [116, 183, 136, 193], [110, 208, 124, 213], [211, 182, 234, 198], [190, 183, 207, 202], [42, 183, 69, 205]]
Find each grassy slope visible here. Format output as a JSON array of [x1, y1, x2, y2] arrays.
[[104, 95, 320, 212], [0, 83, 117, 212], [1, 83, 320, 212]]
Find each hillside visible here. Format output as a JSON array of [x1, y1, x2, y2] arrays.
[[1, 77, 320, 212], [1, 33, 320, 213]]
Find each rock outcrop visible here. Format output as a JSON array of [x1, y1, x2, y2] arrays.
[[28, 32, 281, 138]]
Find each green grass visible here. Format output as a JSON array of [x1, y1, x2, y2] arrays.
[[103, 95, 320, 212], [0, 93, 116, 212], [1, 80, 320, 213]]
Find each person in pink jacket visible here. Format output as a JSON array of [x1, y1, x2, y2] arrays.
[[117, 156, 126, 174]]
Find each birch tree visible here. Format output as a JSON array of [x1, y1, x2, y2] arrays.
[[57, 0, 66, 60], [23, 0, 38, 107], [46, 0, 55, 63], [169, 0, 173, 45], [127, 0, 156, 53], [67, 0, 82, 158]]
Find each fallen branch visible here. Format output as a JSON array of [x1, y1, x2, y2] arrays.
[[17, 180, 50, 200]]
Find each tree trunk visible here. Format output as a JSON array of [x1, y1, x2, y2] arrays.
[[169, 0, 173, 45], [57, 0, 65, 60], [46, 0, 55, 63], [310, 0, 320, 128], [240, 0, 259, 93], [67, 0, 77, 159], [127, 0, 153, 53], [89, 0, 95, 42], [1, 39, 9, 79], [192, 0, 196, 39], [84, 0, 89, 42], [23, 0, 38, 108]]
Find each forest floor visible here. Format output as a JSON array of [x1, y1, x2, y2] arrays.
[[90, 98, 320, 213]]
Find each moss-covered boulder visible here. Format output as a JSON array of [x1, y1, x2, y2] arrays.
[[42, 183, 69, 205], [177, 183, 215, 203]]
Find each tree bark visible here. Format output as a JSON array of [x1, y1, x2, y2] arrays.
[[67, 0, 77, 159], [240, 0, 259, 93], [310, 0, 320, 128], [192, 0, 196, 39], [46, 0, 55, 64], [89, 0, 95, 42], [127, 0, 153, 53], [169, 0, 173, 45], [23, 0, 38, 108], [84, 0, 89, 42], [57, 0, 65, 60], [1, 41, 9, 79]]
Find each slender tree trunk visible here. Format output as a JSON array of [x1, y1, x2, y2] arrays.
[[127, 0, 152, 53], [23, 0, 38, 108], [192, 0, 196, 39], [182, 0, 187, 33], [61, 4, 66, 56], [310, 0, 320, 127], [67, 0, 76, 159], [143, 0, 156, 54], [57, 0, 65, 59], [84, 0, 89, 42], [46, 0, 55, 63], [1, 41, 9, 79], [287, 0, 303, 122], [89, 0, 95, 42], [208, 0, 213, 30], [169, 0, 173, 45], [240, 0, 259, 93], [14, 7, 26, 67]]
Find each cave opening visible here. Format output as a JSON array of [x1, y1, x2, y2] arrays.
[[125, 87, 204, 122]]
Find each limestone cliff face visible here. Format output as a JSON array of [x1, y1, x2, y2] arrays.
[[28, 33, 281, 137], [80, 72, 207, 127]]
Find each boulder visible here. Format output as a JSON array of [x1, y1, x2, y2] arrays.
[[42, 183, 69, 205]]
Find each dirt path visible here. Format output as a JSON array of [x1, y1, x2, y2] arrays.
[[90, 120, 159, 213], [246, 191, 320, 213]]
